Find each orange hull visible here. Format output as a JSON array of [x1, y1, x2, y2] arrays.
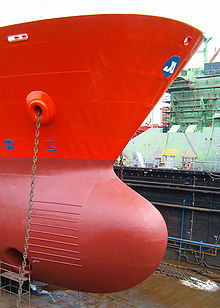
[[0, 15, 203, 293], [0, 14, 202, 159]]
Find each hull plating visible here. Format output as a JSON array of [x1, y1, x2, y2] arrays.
[[0, 158, 167, 292], [0, 15, 203, 160]]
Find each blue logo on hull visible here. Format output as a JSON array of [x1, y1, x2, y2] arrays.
[[163, 56, 180, 77], [4, 139, 15, 150]]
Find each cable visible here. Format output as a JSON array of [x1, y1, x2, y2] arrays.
[[171, 100, 218, 180]]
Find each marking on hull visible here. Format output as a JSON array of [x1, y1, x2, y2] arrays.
[[29, 237, 79, 247], [45, 140, 56, 151], [29, 243, 79, 255], [163, 56, 180, 77], [4, 140, 15, 150], [31, 215, 79, 224], [31, 257, 82, 268], [30, 250, 81, 262], [31, 222, 79, 232], [30, 201, 82, 267], [34, 200, 82, 207], [32, 208, 80, 215], [30, 229, 79, 239]]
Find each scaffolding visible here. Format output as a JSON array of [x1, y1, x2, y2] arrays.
[[168, 62, 220, 131], [0, 260, 31, 305]]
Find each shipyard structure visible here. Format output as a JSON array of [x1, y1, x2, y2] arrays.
[[116, 59, 220, 268], [123, 61, 220, 171]]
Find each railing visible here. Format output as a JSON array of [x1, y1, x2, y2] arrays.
[[0, 260, 31, 302], [192, 161, 220, 172]]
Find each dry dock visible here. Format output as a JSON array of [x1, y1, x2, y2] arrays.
[[1, 259, 219, 308]]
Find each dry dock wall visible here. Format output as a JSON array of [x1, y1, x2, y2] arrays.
[[114, 166, 220, 268]]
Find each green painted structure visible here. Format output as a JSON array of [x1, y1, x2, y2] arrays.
[[169, 62, 220, 131], [123, 61, 220, 172]]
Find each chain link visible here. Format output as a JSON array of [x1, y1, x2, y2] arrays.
[[119, 153, 124, 180], [17, 111, 41, 308]]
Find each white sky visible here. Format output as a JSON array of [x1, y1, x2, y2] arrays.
[[0, 0, 219, 124]]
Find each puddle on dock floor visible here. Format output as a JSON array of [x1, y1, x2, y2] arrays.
[[1, 259, 220, 308]]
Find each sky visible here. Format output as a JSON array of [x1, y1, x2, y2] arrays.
[[0, 0, 219, 124]]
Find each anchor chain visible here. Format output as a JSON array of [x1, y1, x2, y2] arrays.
[[17, 111, 41, 308], [119, 153, 124, 180]]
